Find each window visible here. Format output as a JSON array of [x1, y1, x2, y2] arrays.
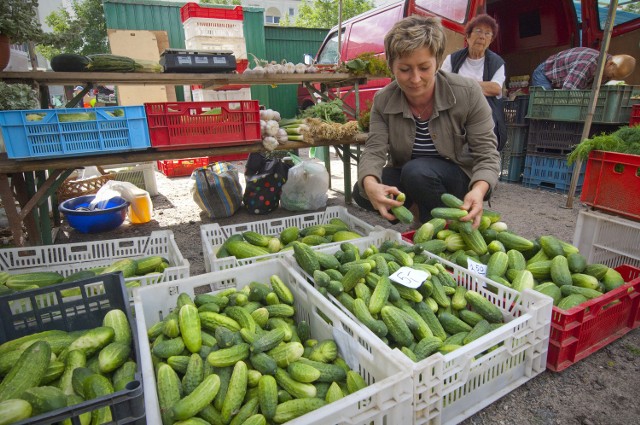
[[266, 15, 280, 24], [289, 8, 295, 16], [317, 32, 342, 64]]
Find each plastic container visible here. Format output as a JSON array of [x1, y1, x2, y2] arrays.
[[580, 150, 640, 221], [109, 162, 158, 196], [0, 106, 150, 160], [522, 154, 585, 193], [500, 152, 526, 183], [288, 230, 552, 425], [547, 264, 640, 372], [144, 100, 261, 150], [180, 2, 243, 22], [527, 85, 640, 123], [158, 153, 248, 177], [128, 188, 152, 224], [505, 124, 528, 154], [0, 230, 189, 302], [183, 16, 244, 39], [60, 194, 129, 233], [0, 273, 145, 424], [134, 258, 413, 425], [184, 36, 247, 59], [573, 209, 640, 269], [631, 103, 640, 126], [503, 95, 529, 125], [200, 206, 380, 272], [526, 119, 620, 155]]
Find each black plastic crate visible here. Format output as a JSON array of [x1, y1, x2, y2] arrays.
[[503, 95, 529, 125], [526, 119, 621, 155], [0, 273, 145, 425]]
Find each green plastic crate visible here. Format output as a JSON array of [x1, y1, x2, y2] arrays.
[[527, 86, 640, 123]]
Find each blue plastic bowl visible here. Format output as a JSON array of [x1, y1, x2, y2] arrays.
[[60, 195, 129, 233]]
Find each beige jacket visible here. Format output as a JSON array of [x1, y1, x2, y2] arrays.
[[358, 71, 500, 196]]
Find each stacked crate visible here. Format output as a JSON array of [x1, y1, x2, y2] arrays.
[[180, 2, 251, 101], [500, 95, 529, 182], [522, 86, 639, 193]]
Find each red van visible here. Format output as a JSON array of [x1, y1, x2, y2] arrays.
[[298, 0, 640, 116]]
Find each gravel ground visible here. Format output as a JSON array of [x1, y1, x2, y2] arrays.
[[53, 152, 640, 425]]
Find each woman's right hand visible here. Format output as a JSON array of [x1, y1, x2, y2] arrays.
[[363, 176, 402, 221]]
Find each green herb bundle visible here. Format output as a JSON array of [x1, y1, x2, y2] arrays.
[[568, 125, 640, 164]]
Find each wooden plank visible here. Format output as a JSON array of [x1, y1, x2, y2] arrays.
[[0, 71, 366, 87]]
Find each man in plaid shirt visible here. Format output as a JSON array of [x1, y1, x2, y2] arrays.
[[531, 47, 635, 90]]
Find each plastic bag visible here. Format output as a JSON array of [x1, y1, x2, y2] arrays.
[[91, 180, 147, 218], [243, 152, 291, 214], [189, 162, 243, 219], [280, 155, 329, 211]]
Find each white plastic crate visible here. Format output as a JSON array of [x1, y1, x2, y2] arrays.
[[573, 209, 640, 269], [106, 161, 158, 196], [133, 258, 413, 425], [0, 230, 189, 302], [185, 36, 247, 59], [183, 17, 244, 39], [290, 230, 553, 425], [192, 87, 252, 102], [200, 206, 379, 272]]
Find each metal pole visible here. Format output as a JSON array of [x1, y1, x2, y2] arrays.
[[337, 0, 343, 64], [565, 0, 618, 208]]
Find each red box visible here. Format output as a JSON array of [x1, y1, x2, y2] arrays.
[[580, 150, 640, 221], [144, 101, 261, 150], [236, 59, 248, 74], [180, 2, 243, 22], [546, 264, 640, 372], [631, 104, 640, 127], [158, 153, 249, 177]]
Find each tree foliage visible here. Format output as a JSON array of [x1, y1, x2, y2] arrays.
[[294, 0, 375, 29], [38, 0, 108, 60]]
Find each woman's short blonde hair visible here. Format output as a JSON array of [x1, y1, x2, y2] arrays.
[[384, 15, 446, 69]]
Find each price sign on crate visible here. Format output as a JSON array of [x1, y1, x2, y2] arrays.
[[390, 267, 430, 288], [467, 258, 487, 279]]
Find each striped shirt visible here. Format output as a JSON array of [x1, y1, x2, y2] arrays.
[[411, 118, 440, 158]]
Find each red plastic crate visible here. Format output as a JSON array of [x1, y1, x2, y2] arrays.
[[631, 104, 640, 127], [157, 157, 210, 177], [546, 264, 640, 372], [580, 150, 640, 221], [144, 101, 261, 150], [180, 2, 243, 22], [158, 153, 249, 177]]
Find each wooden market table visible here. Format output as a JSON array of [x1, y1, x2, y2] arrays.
[[0, 69, 370, 247]]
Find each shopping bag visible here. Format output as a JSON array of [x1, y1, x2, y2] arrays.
[[243, 152, 291, 214], [190, 162, 243, 219], [280, 154, 329, 211]]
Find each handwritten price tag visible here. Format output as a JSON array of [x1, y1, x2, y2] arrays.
[[390, 267, 431, 289], [466, 258, 487, 286]]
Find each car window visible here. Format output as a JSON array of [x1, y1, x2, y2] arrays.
[[317, 32, 341, 64]]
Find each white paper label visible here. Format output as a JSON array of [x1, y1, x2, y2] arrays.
[[389, 266, 430, 289], [467, 257, 487, 278]]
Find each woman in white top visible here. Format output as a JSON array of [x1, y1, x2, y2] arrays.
[[441, 14, 507, 150]]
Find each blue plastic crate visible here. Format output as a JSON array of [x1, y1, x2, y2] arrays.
[[522, 154, 586, 193], [0, 106, 150, 160]]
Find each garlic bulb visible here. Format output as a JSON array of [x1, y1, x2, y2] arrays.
[[276, 128, 288, 143], [265, 120, 280, 137], [262, 136, 278, 151], [294, 63, 307, 74]]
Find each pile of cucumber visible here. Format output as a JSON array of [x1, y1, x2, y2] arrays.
[[413, 194, 627, 310], [0, 309, 137, 425], [149, 276, 368, 425]]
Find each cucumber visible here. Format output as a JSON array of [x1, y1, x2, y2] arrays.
[[0, 399, 32, 425], [173, 374, 221, 421], [0, 341, 51, 402]]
